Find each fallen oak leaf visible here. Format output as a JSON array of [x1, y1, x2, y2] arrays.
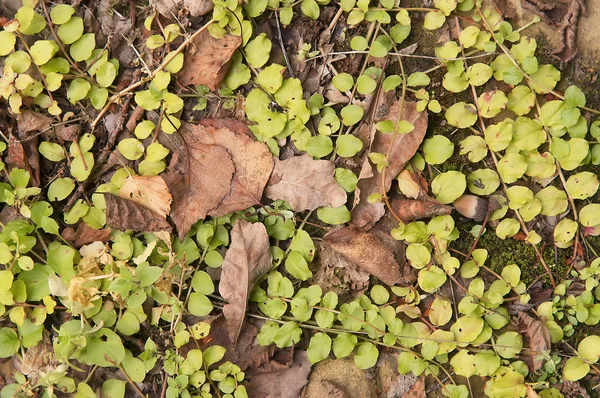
[[104, 193, 172, 232], [177, 29, 241, 91], [219, 220, 272, 346], [517, 312, 551, 373], [323, 225, 404, 286], [352, 101, 428, 230], [245, 351, 312, 398], [163, 121, 273, 237], [118, 175, 172, 219], [264, 154, 347, 212], [163, 124, 235, 238], [62, 222, 111, 248], [191, 120, 274, 217]]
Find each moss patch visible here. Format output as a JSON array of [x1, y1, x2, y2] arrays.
[[452, 224, 570, 285]]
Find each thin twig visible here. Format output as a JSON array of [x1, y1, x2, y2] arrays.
[[275, 10, 295, 78]]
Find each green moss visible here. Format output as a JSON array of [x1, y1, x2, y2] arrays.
[[452, 226, 570, 285]]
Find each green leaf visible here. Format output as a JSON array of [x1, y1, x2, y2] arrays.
[[563, 357, 590, 381], [445, 102, 478, 128], [459, 25, 480, 48], [16, 7, 46, 35], [566, 172, 599, 200], [357, 74, 376, 94], [245, 34, 271, 68], [336, 135, 363, 158], [67, 78, 91, 104], [70, 33, 96, 62], [494, 331, 523, 359], [535, 186, 568, 216], [354, 342, 378, 369], [102, 380, 126, 398], [188, 292, 213, 316], [407, 72, 430, 87], [423, 135, 454, 165], [96, 62, 117, 88], [290, 229, 315, 262], [89, 86, 108, 109], [317, 206, 351, 225], [459, 136, 487, 162], [301, 0, 320, 19], [0, 31, 16, 56], [285, 251, 313, 281], [507, 85, 535, 115], [50, 4, 75, 24], [565, 85, 586, 108], [466, 63, 493, 86], [306, 135, 333, 158], [529, 64, 561, 94], [341, 104, 364, 126], [424, 10, 445, 30], [118, 138, 144, 161], [450, 316, 484, 344], [0, 328, 19, 358], [496, 218, 520, 240], [478, 90, 508, 118], [370, 285, 389, 305], [431, 171, 466, 204], [307, 332, 332, 364], [58, 16, 84, 44], [39, 142, 66, 162], [256, 64, 285, 93], [334, 168, 358, 192], [204, 345, 226, 367], [497, 153, 527, 183], [81, 328, 125, 367], [578, 335, 600, 363], [71, 152, 94, 181], [30, 40, 58, 66], [390, 23, 411, 44], [467, 169, 499, 195]]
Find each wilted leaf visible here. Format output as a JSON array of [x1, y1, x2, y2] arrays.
[[265, 154, 347, 212], [352, 101, 428, 230], [219, 220, 273, 345], [104, 193, 172, 232], [178, 30, 242, 90], [518, 312, 551, 373], [17, 110, 52, 134], [62, 222, 111, 248], [323, 226, 404, 286], [164, 121, 273, 237], [245, 351, 312, 398], [118, 175, 172, 219]]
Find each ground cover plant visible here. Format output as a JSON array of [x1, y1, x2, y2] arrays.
[[1, 0, 600, 396]]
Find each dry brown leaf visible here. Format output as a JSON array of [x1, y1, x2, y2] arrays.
[[219, 220, 272, 345], [525, 385, 540, 398], [351, 101, 428, 230], [104, 193, 172, 232], [192, 121, 274, 217], [178, 30, 241, 90], [323, 226, 404, 286], [118, 175, 172, 219], [163, 126, 234, 237], [518, 312, 551, 373], [403, 376, 425, 398], [164, 122, 273, 237], [392, 198, 453, 223], [245, 351, 312, 398], [264, 154, 347, 212], [16, 110, 52, 134], [62, 223, 111, 248], [7, 134, 26, 171]]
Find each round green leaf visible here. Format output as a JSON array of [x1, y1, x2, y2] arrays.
[[50, 4, 75, 24], [336, 135, 363, 158], [423, 135, 454, 165], [58, 16, 84, 44], [445, 102, 478, 128], [431, 171, 466, 204], [118, 138, 144, 161], [307, 332, 332, 364]]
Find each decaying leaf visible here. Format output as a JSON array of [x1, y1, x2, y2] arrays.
[[178, 30, 242, 90], [62, 223, 111, 248], [201, 316, 274, 371], [376, 352, 421, 398], [403, 376, 425, 398], [118, 175, 172, 219], [391, 198, 453, 223], [195, 120, 274, 216], [245, 351, 312, 398], [264, 154, 347, 212], [17, 110, 52, 134], [518, 312, 551, 373], [303, 358, 375, 398], [219, 220, 272, 345], [323, 226, 404, 286], [104, 193, 172, 232], [352, 101, 428, 230], [163, 140, 233, 237], [164, 121, 273, 237], [20, 338, 58, 385]]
